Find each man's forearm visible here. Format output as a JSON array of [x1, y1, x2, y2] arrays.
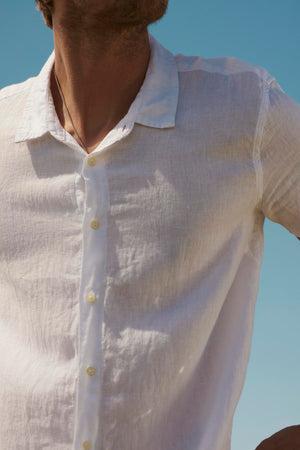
[[255, 425, 300, 449]]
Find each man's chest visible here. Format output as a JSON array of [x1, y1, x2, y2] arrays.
[[0, 130, 257, 288]]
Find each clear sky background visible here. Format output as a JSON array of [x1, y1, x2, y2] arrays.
[[1, 1, 299, 449]]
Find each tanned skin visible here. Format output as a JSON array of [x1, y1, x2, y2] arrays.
[[50, 0, 169, 153]]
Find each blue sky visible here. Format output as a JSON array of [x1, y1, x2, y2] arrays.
[[1, 1, 299, 449]]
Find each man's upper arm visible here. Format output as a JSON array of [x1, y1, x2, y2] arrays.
[[259, 77, 300, 238]]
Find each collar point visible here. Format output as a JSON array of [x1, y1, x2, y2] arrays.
[[14, 132, 26, 144]]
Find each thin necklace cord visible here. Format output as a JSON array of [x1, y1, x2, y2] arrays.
[[53, 65, 87, 152]]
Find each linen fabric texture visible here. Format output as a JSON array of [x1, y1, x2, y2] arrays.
[[0, 31, 299, 450]]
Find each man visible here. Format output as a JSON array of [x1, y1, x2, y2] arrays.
[[0, 1, 299, 449]]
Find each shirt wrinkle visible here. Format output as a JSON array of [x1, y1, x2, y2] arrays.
[[0, 30, 300, 450]]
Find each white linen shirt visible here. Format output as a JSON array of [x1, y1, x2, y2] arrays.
[[0, 31, 300, 450]]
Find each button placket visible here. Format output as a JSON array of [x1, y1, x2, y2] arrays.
[[73, 154, 108, 449]]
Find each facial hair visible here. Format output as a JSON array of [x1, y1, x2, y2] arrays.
[[71, 0, 169, 28], [55, 0, 169, 58]]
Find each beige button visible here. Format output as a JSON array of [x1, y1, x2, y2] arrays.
[[86, 366, 96, 376], [90, 220, 100, 229], [90, 220, 99, 230], [87, 292, 96, 303], [87, 156, 96, 166], [82, 441, 92, 450]]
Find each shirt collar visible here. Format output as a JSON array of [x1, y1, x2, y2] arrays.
[[15, 31, 179, 144]]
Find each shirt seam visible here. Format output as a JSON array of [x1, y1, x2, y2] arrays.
[[252, 76, 274, 210], [176, 66, 258, 75]]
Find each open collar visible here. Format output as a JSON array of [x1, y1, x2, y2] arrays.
[[15, 31, 179, 144]]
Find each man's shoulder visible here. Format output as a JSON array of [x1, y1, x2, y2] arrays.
[[174, 52, 274, 85], [0, 77, 35, 129], [0, 77, 36, 140], [0, 77, 35, 105]]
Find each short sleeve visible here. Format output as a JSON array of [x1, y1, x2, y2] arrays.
[[259, 77, 300, 237]]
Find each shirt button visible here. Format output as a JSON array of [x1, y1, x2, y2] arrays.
[[86, 366, 96, 376], [87, 156, 96, 166], [90, 220, 100, 229], [82, 441, 92, 450], [87, 292, 96, 303]]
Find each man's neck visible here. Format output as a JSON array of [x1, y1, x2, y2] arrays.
[[51, 13, 150, 153]]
